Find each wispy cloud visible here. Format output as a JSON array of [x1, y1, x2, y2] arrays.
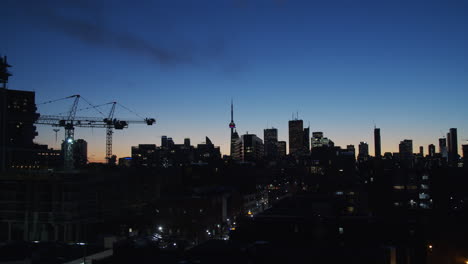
[[20, 0, 219, 66]]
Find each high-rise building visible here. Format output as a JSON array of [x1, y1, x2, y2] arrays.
[[73, 139, 88, 167], [132, 144, 157, 167], [277, 141, 287, 157], [264, 128, 278, 159], [0, 88, 40, 172], [439, 138, 448, 159], [303, 127, 310, 154], [346, 145, 355, 157], [161, 136, 168, 149], [62, 139, 82, 167], [374, 128, 381, 158], [184, 138, 191, 148], [232, 133, 264, 162], [428, 144, 435, 157], [462, 144, 468, 167], [311, 132, 334, 149], [358, 142, 369, 161], [167, 137, 175, 149], [399, 139, 413, 167], [448, 128, 458, 165], [311, 132, 324, 149], [419, 146, 424, 156], [288, 119, 304, 156], [196, 136, 221, 162]]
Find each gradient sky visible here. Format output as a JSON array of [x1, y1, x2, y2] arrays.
[[2, 0, 468, 162]]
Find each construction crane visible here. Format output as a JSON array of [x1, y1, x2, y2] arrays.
[[36, 95, 155, 169]]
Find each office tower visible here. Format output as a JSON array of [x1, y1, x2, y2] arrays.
[[264, 128, 278, 159], [73, 139, 88, 167], [303, 127, 310, 154], [289, 119, 304, 156], [463, 145, 468, 167], [447, 132, 452, 154], [399, 139, 413, 167], [132, 144, 157, 167], [439, 138, 448, 159], [311, 132, 334, 149], [346, 145, 355, 157], [61, 138, 88, 168], [196, 137, 221, 162], [167, 137, 175, 149], [419, 146, 424, 156], [428, 144, 435, 157], [161, 136, 168, 149], [448, 128, 458, 165], [184, 138, 191, 148], [232, 133, 264, 162], [229, 100, 237, 156], [311, 132, 324, 148], [399, 140, 413, 154], [358, 142, 369, 160], [277, 141, 287, 157], [374, 128, 381, 158], [0, 88, 39, 172]]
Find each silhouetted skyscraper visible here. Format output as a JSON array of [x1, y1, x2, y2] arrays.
[[311, 132, 324, 149], [419, 146, 424, 156], [264, 128, 278, 159], [161, 136, 168, 149], [73, 139, 88, 167], [346, 145, 355, 157], [374, 128, 381, 158], [358, 142, 369, 161], [184, 138, 191, 148], [288, 119, 304, 156], [277, 141, 286, 157], [439, 138, 448, 159], [311, 132, 334, 149], [0, 88, 39, 171], [448, 128, 458, 165], [167, 137, 175, 149], [233, 133, 264, 162], [428, 144, 435, 157], [303, 127, 310, 154], [463, 144, 468, 167], [399, 139, 413, 167]]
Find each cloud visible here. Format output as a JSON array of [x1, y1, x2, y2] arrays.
[[19, 0, 211, 66]]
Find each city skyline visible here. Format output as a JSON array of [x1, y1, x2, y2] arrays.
[[18, 94, 468, 162], [2, 0, 468, 162]]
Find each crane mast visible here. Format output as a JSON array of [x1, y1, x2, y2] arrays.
[[63, 95, 80, 170], [105, 102, 117, 162]]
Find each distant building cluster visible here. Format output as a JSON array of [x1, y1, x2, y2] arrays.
[[129, 136, 221, 167]]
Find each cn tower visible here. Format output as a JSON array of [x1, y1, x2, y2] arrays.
[[229, 99, 236, 156]]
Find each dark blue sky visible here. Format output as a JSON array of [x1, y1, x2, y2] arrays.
[[2, 0, 468, 161]]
